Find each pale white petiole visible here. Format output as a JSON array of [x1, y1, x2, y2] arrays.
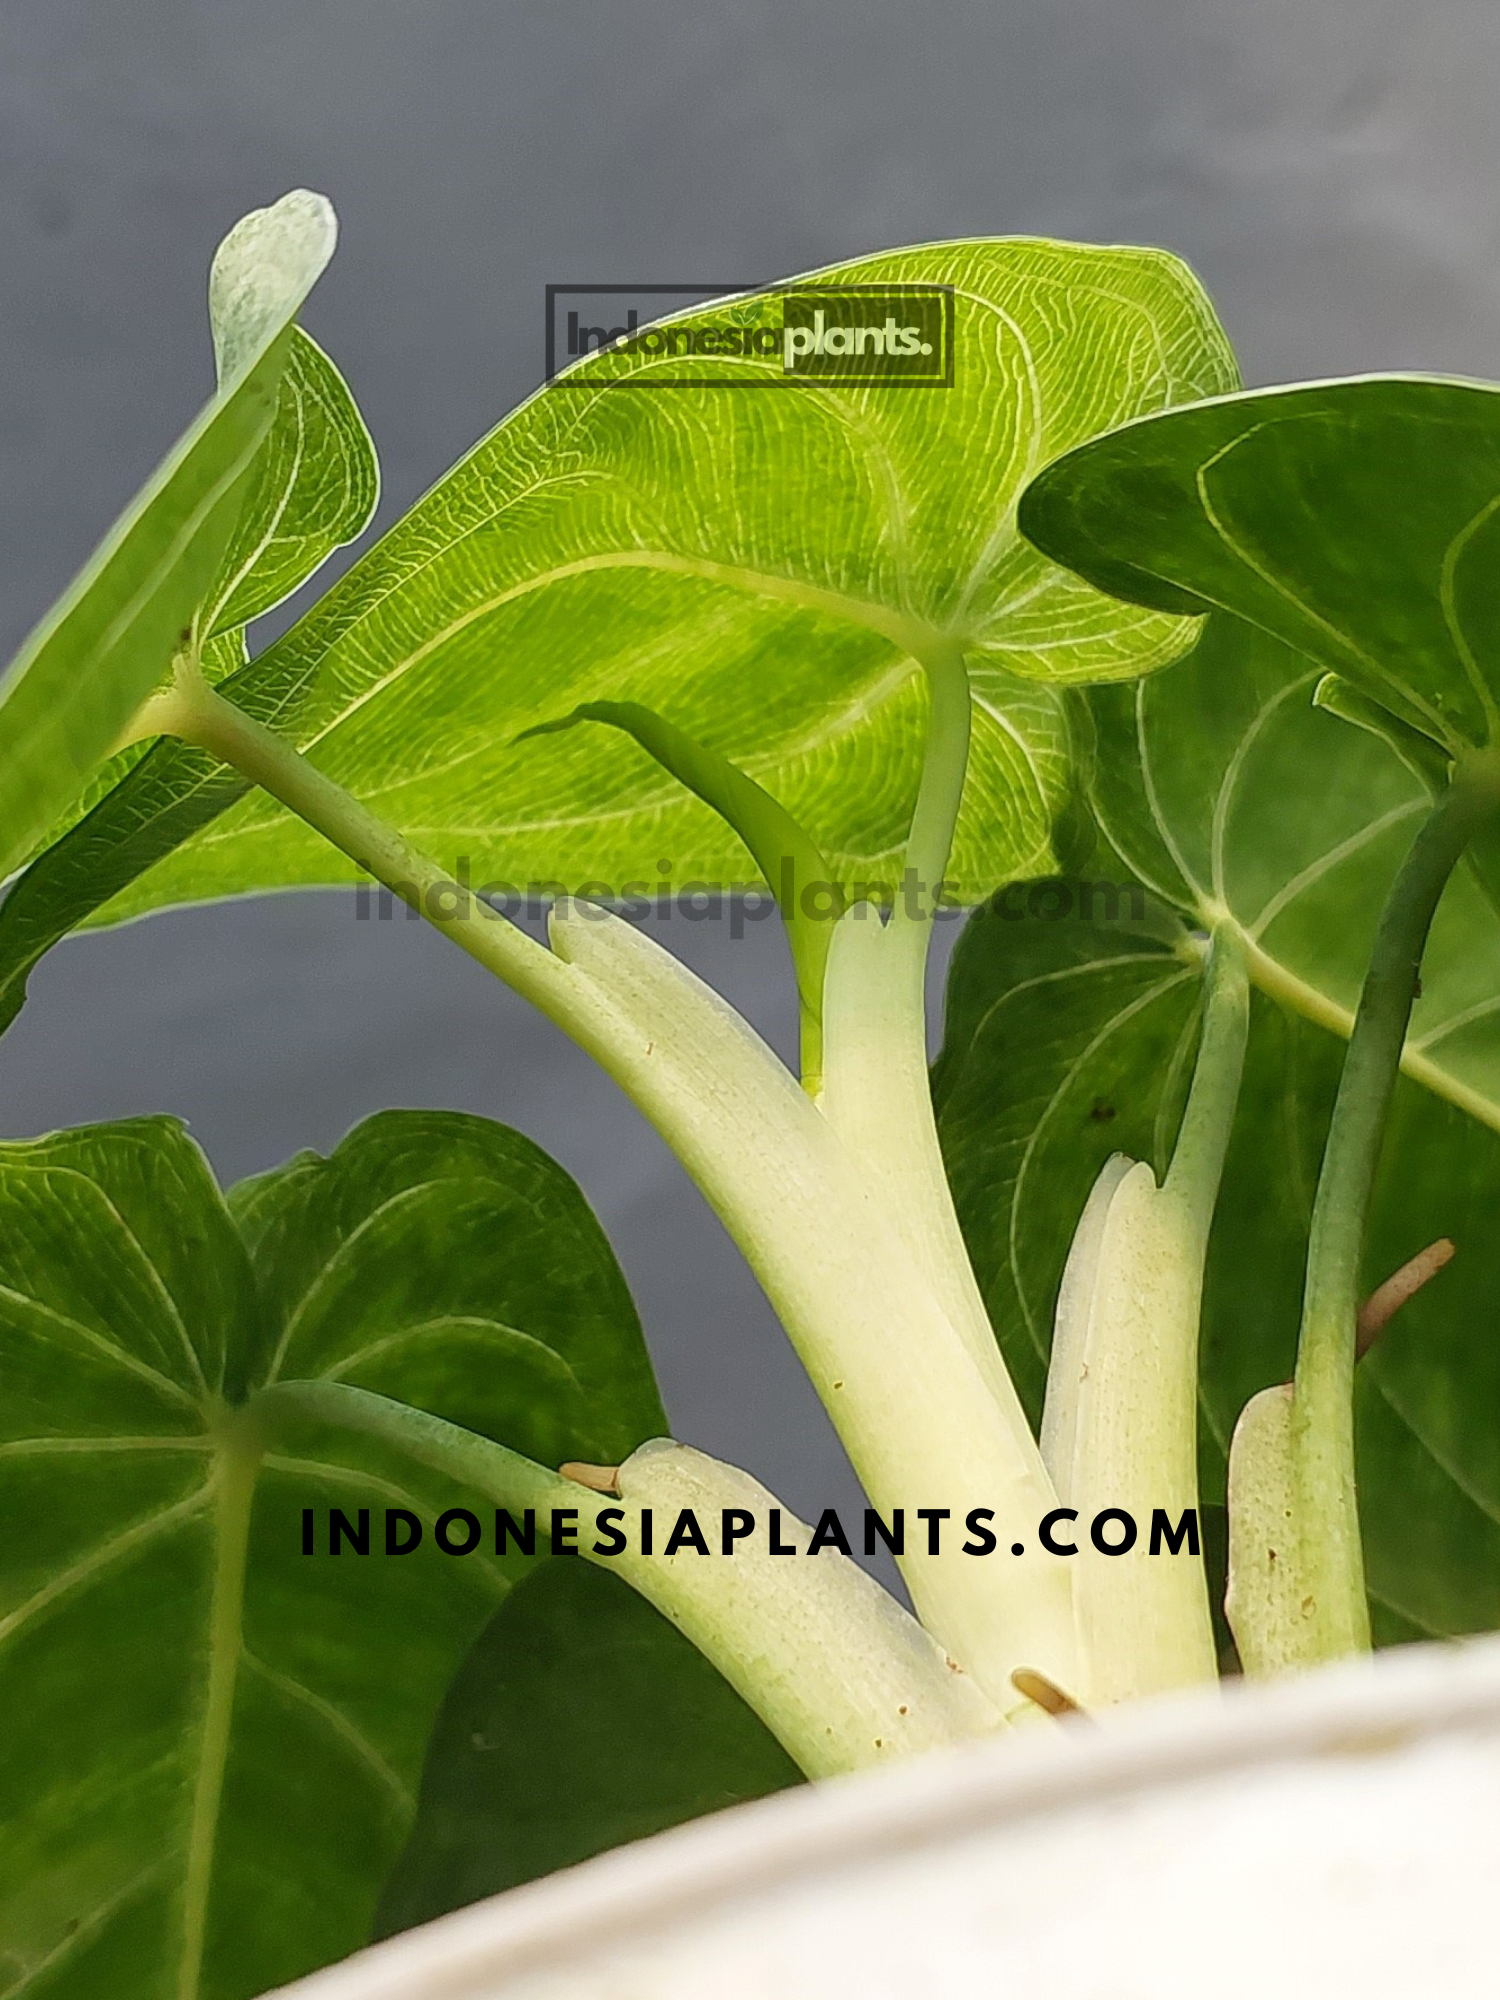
[[149, 655, 1082, 1718], [1041, 925, 1249, 1707], [256, 1382, 1003, 1779]]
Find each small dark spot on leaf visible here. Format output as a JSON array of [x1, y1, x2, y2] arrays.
[[1089, 1100, 1116, 1123]]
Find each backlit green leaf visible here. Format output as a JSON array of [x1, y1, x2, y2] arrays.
[[201, 327, 378, 639], [0, 1109, 662, 1999], [0, 312, 377, 1028], [0, 190, 335, 885], [3, 238, 1235, 973]]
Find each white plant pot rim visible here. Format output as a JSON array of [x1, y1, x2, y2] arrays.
[[275, 1633, 1500, 1999]]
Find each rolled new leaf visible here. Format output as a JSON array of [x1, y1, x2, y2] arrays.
[[610, 1441, 1005, 1774], [1225, 1384, 1302, 1676], [1036, 928, 1248, 1706], [519, 699, 835, 1086], [1041, 1157, 1219, 1705]]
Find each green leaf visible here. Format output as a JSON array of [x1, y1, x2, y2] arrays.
[[1083, 616, 1500, 1123], [230, 1109, 666, 1464], [932, 893, 1198, 1423], [934, 617, 1500, 1642], [0, 633, 251, 1038], [0, 312, 377, 1030], [6, 237, 1236, 958], [1018, 375, 1500, 752], [374, 1556, 801, 1938], [0, 190, 336, 885], [0, 1109, 663, 1999], [200, 327, 379, 639], [1310, 675, 1451, 794]]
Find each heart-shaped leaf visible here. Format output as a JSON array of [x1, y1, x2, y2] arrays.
[[933, 618, 1500, 1643], [1019, 375, 1500, 752], [374, 1556, 800, 1937], [0, 1109, 663, 1999], [0, 190, 336, 885], [0, 238, 1236, 1007]]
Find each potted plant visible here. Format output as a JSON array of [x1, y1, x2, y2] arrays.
[[2, 190, 1496, 1999]]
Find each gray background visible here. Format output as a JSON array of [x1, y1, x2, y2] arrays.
[[2, 0, 1497, 1522]]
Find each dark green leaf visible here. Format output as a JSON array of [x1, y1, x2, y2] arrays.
[[0, 1108, 662, 1999], [1019, 375, 1500, 752], [374, 1557, 800, 1938], [232, 1108, 666, 1463], [1084, 618, 1500, 1119], [934, 617, 1500, 1640]]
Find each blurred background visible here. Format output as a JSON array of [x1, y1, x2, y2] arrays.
[[3, 0, 1498, 1527]]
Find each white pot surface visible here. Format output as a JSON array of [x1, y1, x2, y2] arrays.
[[274, 1634, 1500, 1999]]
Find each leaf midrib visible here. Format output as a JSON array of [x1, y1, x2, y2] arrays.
[[1128, 669, 1500, 1139], [1187, 922, 1500, 1137], [176, 1437, 255, 2000]]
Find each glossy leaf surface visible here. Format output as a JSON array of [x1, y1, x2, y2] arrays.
[[0, 1110, 662, 1999], [375, 1557, 799, 1937], [934, 618, 1500, 1642], [1019, 375, 1500, 751]]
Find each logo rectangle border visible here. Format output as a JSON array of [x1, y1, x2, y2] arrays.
[[544, 282, 956, 390]]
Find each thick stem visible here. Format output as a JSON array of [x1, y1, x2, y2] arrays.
[[163, 679, 1077, 1709], [253, 1382, 1003, 1777], [540, 906, 1076, 1714], [1290, 755, 1500, 1660], [819, 640, 1014, 1404], [153, 672, 580, 1020]]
